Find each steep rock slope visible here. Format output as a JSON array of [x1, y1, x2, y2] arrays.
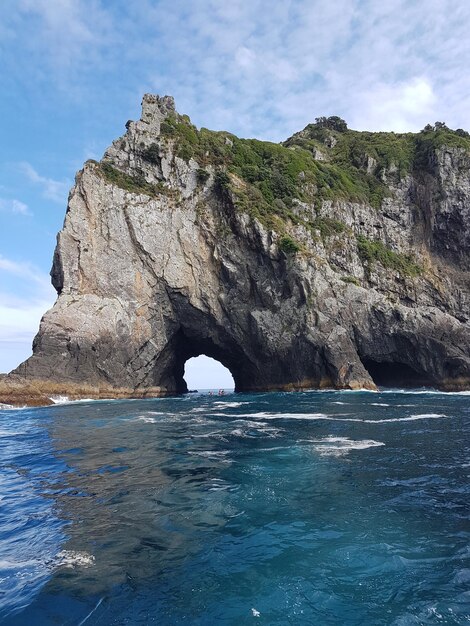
[[6, 95, 470, 402]]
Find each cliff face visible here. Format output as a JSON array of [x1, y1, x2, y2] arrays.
[[9, 95, 470, 399]]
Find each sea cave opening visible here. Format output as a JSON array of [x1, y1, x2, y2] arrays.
[[183, 355, 235, 392], [361, 359, 435, 388]]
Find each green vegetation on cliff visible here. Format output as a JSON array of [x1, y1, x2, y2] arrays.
[[356, 235, 422, 277], [157, 114, 470, 222], [99, 162, 161, 195], [96, 162, 178, 199], [101, 113, 470, 265], [279, 235, 301, 254]]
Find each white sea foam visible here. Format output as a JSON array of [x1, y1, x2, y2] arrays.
[[213, 401, 247, 408], [55, 550, 95, 569], [213, 411, 331, 420], [232, 419, 271, 428], [187, 450, 231, 458], [230, 428, 246, 437], [371, 403, 390, 407], [358, 413, 447, 423], [49, 396, 97, 405], [303, 388, 378, 393], [303, 387, 470, 396], [229, 425, 281, 438], [0, 550, 95, 574], [0, 403, 14, 410], [49, 395, 70, 404], [380, 389, 470, 395], [135, 416, 158, 424], [310, 436, 385, 456], [211, 411, 448, 424]]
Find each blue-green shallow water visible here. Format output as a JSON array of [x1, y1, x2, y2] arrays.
[[1, 390, 469, 625]]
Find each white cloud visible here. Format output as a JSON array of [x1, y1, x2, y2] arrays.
[[235, 46, 256, 69], [0, 296, 52, 372], [141, 0, 470, 139], [350, 77, 436, 132], [16, 0, 109, 69], [0, 255, 56, 371], [5, 0, 470, 139], [0, 295, 52, 343], [0, 198, 31, 216], [0, 255, 52, 290], [19, 162, 70, 204]]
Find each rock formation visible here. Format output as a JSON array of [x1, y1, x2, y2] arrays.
[[3, 95, 470, 404]]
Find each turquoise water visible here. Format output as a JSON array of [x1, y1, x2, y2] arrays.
[[1, 390, 469, 625]]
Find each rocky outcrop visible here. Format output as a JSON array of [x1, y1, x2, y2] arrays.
[[4, 96, 470, 404]]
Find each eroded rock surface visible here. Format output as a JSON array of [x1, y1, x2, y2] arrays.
[[5, 96, 470, 404]]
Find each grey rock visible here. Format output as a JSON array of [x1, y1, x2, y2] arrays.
[[7, 94, 470, 402]]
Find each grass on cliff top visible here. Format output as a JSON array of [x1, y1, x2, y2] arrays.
[[286, 121, 470, 174], [96, 115, 470, 258], [159, 114, 394, 210], [157, 114, 470, 220]]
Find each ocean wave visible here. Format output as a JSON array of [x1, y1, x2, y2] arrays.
[[369, 413, 447, 423], [213, 401, 247, 408], [303, 387, 470, 396], [211, 411, 448, 424], [303, 388, 378, 394], [49, 396, 98, 405], [310, 436, 385, 456], [0, 403, 28, 411], [135, 415, 158, 423], [0, 429, 26, 437], [380, 389, 470, 395], [212, 411, 331, 420], [187, 450, 232, 458], [229, 425, 281, 438]]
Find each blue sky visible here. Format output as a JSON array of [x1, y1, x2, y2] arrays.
[[1, 0, 470, 386]]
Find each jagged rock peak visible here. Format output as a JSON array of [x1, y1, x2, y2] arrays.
[[140, 93, 175, 125]]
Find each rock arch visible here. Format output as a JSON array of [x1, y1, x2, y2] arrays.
[[4, 93, 470, 405], [150, 326, 256, 393]]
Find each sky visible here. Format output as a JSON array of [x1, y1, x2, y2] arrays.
[[1, 0, 470, 386]]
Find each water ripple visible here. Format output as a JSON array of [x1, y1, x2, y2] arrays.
[[1, 391, 469, 624]]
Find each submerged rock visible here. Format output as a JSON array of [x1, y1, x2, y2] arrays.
[[3, 97, 470, 405]]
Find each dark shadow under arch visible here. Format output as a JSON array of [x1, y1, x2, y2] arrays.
[[361, 359, 435, 388], [156, 327, 257, 394]]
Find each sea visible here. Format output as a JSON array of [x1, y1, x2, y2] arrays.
[[0, 389, 469, 625]]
